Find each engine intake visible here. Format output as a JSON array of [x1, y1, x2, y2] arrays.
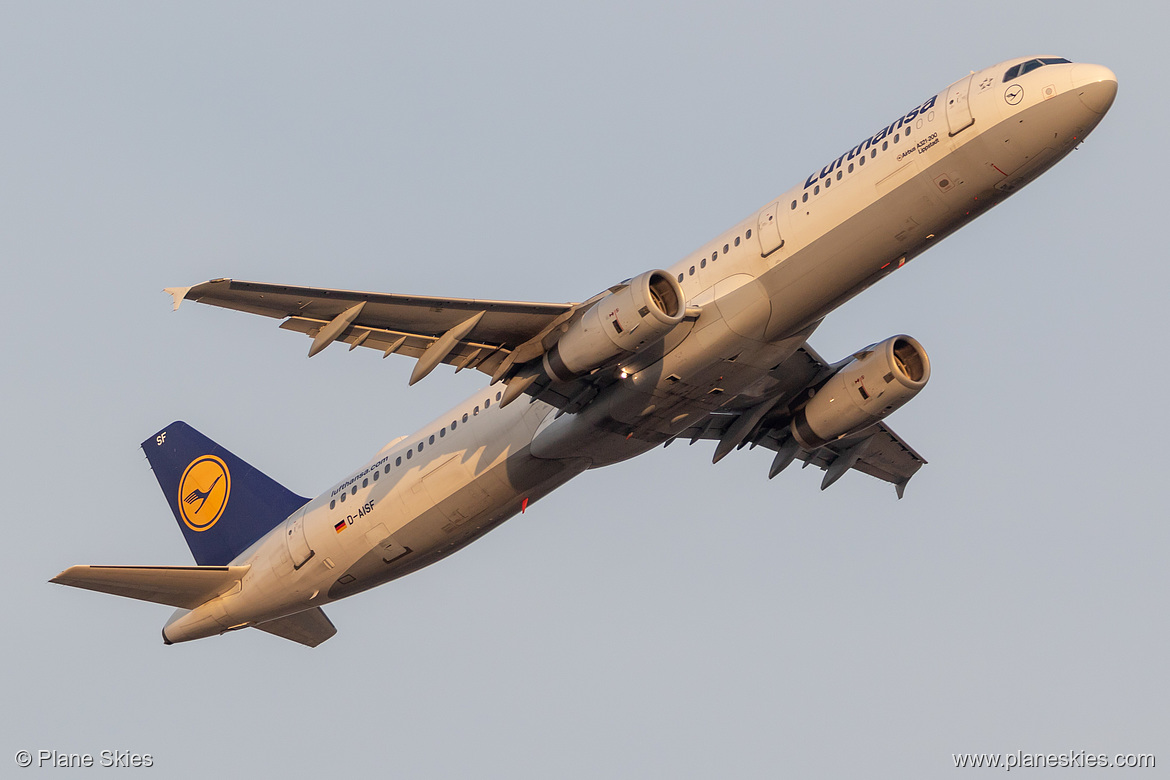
[[543, 270, 686, 382], [790, 335, 930, 449]]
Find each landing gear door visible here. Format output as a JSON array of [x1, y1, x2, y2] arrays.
[[945, 73, 975, 137], [285, 506, 314, 570]]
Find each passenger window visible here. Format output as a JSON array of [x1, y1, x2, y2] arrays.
[[496, 392, 501, 401], [859, 155, 865, 166], [802, 192, 808, 203], [462, 413, 469, 423], [745, 229, 751, 239], [340, 492, 346, 503], [689, 266, 695, 276], [836, 171, 842, 180], [893, 133, 899, 143], [451, 420, 457, 430], [882, 141, 888, 151], [678, 273, 684, 282], [825, 178, 831, 188], [428, 435, 435, 445], [474, 406, 479, 415], [814, 185, 820, 194], [722, 244, 728, 253], [870, 149, 876, 158], [700, 259, 706, 269], [351, 486, 357, 495], [485, 398, 491, 408], [734, 236, 740, 246], [791, 200, 797, 209], [395, 457, 401, 466], [711, 251, 717, 262], [848, 163, 854, 173], [406, 450, 412, 460], [362, 478, 368, 488], [439, 428, 445, 438], [330, 499, 336, 509], [385, 463, 391, 473], [418, 442, 424, 452]]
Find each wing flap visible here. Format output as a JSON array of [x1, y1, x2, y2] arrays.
[[254, 607, 337, 647], [50, 565, 251, 609], [183, 278, 573, 345], [677, 337, 927, 496], [681, 415, 925, 495], [833, 424, 926, 485], [176, 278, 576, 386], [278, 316, 505, 373]]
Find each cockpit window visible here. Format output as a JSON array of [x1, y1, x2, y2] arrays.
[[1003, 57, 1071, 82], [1020, 59, 1045, 76]]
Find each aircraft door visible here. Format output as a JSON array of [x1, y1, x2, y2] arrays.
[[757, 200, 784, 257], [284, 506, 314, 570], [945, 74, 975, 137]]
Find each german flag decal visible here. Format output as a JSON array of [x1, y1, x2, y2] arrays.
[[334, 519, 347, 534]]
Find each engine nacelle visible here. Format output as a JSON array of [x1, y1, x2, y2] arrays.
[[790, 335, 930, 449], [543, 270, 686, 382]]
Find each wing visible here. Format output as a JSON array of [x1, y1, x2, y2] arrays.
[[672, 342, 927, 497], [167, 278, 580, 385]]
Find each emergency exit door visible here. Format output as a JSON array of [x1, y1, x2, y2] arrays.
[[285, 507, 314, 569], [757, 200, 784, 257], [945, 73, 975, 137]]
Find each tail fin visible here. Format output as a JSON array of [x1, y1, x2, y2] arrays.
[[143, 422, 309, 565]]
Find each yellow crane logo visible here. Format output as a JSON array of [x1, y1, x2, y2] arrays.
[[177, 455, 231, 532]]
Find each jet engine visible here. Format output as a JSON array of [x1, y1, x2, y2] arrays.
[[790, 335, 930, 449], [543, 270, 686, 382]]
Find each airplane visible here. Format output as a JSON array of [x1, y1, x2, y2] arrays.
[[52, 56, 1117, 647]]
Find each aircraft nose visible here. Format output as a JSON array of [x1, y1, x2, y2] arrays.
[[1071, 63, 1118, 114]]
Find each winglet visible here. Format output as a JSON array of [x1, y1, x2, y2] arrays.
[[163, 286, 193, 311]]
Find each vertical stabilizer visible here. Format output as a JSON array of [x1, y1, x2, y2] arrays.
[[143, 422, 309, 565]]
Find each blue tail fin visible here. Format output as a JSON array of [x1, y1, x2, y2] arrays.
[[142, 422, 309, 566]]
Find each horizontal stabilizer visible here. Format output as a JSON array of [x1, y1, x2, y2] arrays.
[[254, 607, 337, 647], [50, 564, 250, 610]]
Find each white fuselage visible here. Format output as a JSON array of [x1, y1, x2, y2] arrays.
[[163, 57, 1116, 643]]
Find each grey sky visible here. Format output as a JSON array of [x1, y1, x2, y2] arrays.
[[2, 2, 1164, 777]]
